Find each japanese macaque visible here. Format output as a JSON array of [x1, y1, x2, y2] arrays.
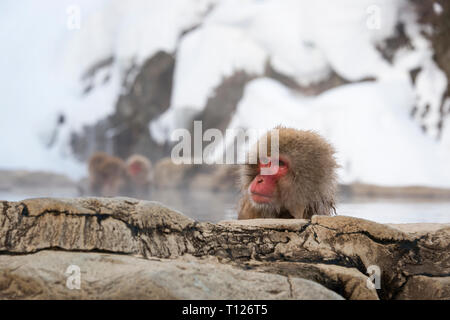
[[125, 154, 152, 197], [153, 157, 192, 189], [238, 127, 338, 220], [88, 152, 128, 197]]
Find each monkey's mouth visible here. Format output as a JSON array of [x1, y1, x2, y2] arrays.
[[250, 192, 273, 203]]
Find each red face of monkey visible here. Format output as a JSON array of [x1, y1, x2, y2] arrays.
[[249, 156, 289, 204], [238, 127, 338, 220], [128, 161, 143, 177], [126, 155, 151, 187]]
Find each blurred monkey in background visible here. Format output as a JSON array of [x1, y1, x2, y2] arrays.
[[88, 152, 129, 197], [125, 154, 152, 198]]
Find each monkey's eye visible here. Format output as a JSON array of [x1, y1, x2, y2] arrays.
[[278, 160, 286, 167]]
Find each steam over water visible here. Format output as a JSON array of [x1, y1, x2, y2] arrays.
[[1, 189, 449, 224]]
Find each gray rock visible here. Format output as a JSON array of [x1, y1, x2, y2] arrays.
[[0, 197, 449, 300], [0, 251, 343, 300], [394, 275, 450, 300]]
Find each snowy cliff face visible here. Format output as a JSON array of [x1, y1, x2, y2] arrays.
[[0, 0, 449, 186]]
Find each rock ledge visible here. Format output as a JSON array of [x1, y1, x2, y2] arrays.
[[0, 198, 448, 300]]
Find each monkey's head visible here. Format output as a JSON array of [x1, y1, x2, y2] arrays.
[[240, 127, 338, 218], [88, 152, 110, 175], [98, 157, 128, 197], [126, 154, 152, 186]]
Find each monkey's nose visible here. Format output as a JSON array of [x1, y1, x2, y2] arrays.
[[257, 178, 264, 184]]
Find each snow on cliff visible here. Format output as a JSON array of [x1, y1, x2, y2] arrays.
[[151, 0, 450, 187], [226, 78, 450, 187], [0, 0, 449, 186]]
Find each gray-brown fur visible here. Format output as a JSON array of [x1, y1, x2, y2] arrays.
[[238, 127, 338, 219], [88, 152, 129, 197], [125, 154, 152, 198]]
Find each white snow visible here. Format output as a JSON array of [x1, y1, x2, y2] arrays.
[[414, 60, 448, 138], [0, 0, 103, 178], [0, 0, 213, 178], [395, 6, 449, 139], [62, 0, 215, 80], [155, 0, 405, 140], [225, 78, 450, 187], [433, 2, 443, 15], [0, 0, 449, 188], [60, 0, 216, 131], [170, 24, 267, 113]]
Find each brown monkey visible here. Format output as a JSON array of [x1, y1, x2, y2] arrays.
[[88, 152, 110, 196], [88, 152, 128, 197], [125, 154, 152, 198], [238, 127, 338, 220], [153, 157, 192, 189]]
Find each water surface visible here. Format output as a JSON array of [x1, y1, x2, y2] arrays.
[[1, 189, 449, 224]]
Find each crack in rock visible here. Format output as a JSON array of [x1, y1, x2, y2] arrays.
[[0, 198, 448, 300]]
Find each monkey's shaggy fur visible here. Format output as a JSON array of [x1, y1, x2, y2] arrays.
[[238, 127, 338, 219]]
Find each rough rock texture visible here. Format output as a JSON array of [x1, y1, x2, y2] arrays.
[[0, 251, 342, 300], [0, 198, 448, 300]]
